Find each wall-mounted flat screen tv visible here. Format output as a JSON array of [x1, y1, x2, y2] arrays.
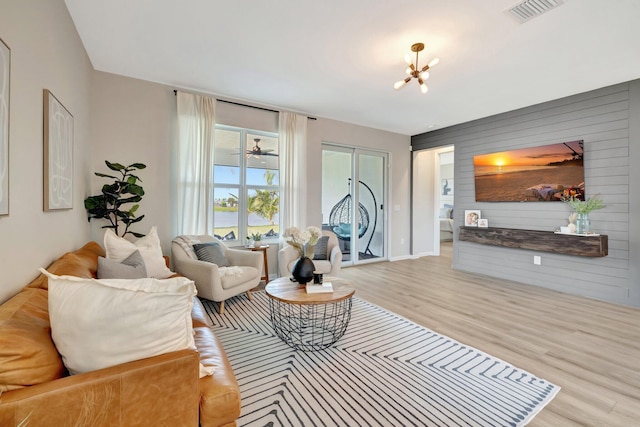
[[473, 140, 584, 202]]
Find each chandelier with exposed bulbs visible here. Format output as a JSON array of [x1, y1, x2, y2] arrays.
[[393, 43, 439, 94]]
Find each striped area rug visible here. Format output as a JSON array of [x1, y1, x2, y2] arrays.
[[202, 292, 559, 427]]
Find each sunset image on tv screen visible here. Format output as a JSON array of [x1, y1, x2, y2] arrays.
[[473, 140, 584, 202]]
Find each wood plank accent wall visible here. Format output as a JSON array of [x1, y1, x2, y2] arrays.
[[412, 80, 640, 307]]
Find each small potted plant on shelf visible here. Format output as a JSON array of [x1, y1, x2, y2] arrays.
[[247, 232, 263, 248], [563, 194, 605, 234]]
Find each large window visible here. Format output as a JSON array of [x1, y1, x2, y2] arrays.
[[213, 126, 279, 243]]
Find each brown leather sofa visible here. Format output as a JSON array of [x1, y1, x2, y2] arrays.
[[0, 242, 241, 427]]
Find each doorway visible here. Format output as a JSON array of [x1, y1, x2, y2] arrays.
[[321, 144, 387, 266], [412, 146, 454, 257]]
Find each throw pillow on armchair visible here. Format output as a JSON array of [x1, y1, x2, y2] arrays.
[[313, 236, 330, 260]]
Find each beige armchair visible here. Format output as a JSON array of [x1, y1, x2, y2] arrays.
[[172, 235, 263, 314], [278, 230, 342, 278]]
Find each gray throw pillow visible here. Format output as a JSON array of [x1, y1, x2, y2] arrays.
[[313, 236, 330, 260], [193, 243, 229, 267], [97, 250, 148, 279]]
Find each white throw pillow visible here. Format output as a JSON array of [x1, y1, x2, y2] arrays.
[[104, 226, 173, 279], [42, 269, 213, 377]]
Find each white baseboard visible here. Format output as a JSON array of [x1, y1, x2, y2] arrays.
[[389, 255, 414, 262], [389, 252, 437, 261], [414, 251, 436, 258]]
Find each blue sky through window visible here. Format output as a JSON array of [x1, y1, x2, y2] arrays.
[[214, 166, 279, 201]]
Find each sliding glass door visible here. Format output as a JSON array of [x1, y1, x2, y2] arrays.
[[321, 144, 387, 265]]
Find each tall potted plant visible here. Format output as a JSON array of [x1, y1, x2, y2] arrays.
[[84, 161, 146, 238]]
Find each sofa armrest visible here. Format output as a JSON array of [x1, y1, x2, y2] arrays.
[[195, 327, 241, 427], [174, 258, 223, 301], [278, 245, 298, 277], [0, 349, 200, 427], [225, 248, 262, 270], [329, 246, 343, 276]]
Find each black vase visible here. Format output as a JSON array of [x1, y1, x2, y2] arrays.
[[291, 256, 315, 284]]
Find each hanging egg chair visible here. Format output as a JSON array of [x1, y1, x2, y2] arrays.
[[328, 181, 370, 241]]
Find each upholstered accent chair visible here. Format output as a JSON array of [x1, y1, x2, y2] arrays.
[[172, 235, 263, 314], [278, 230, 342, 278]]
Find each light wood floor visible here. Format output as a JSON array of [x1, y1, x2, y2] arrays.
[[338, 242, 640, 426]]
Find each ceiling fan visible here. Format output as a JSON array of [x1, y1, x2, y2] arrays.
[[246, 138, 277, 158], [231, 138, 278, 158]]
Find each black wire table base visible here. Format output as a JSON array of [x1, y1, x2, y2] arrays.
[[268, 298, 353, 351]]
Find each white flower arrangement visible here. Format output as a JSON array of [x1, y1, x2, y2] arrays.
[[283, 226, 322, 258]]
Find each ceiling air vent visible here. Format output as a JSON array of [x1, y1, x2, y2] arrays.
[[507, 0, 567, 23]]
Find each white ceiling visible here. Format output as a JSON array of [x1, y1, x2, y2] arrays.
[[64, 0, 640, 136]]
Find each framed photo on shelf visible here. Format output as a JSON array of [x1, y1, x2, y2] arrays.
[[478, 218, 489, 228], [464, 210, 481, 227]]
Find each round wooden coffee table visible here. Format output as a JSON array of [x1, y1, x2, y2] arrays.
[[264, 277, 355, 351]]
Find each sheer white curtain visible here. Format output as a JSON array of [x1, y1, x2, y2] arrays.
[[279, 112, 308, 230], [176, 91, 216, 235]]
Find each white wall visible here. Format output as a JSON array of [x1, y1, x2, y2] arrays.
[[0, 0, 93, 303], [89, 72, 412, 271], [412, 149, 436, 256], [0, 1, 411, 304], [90, 72, 176, 252]]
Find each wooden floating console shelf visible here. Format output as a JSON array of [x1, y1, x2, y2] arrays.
[[458, 227, 608, 257]]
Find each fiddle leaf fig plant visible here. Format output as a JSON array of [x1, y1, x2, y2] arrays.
[[84, 161, 147, 238]]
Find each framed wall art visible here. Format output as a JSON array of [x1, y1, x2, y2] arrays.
[[441, 178, 453, 196], [43, 89, 73, 211], [0, 37, 10, 216]]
